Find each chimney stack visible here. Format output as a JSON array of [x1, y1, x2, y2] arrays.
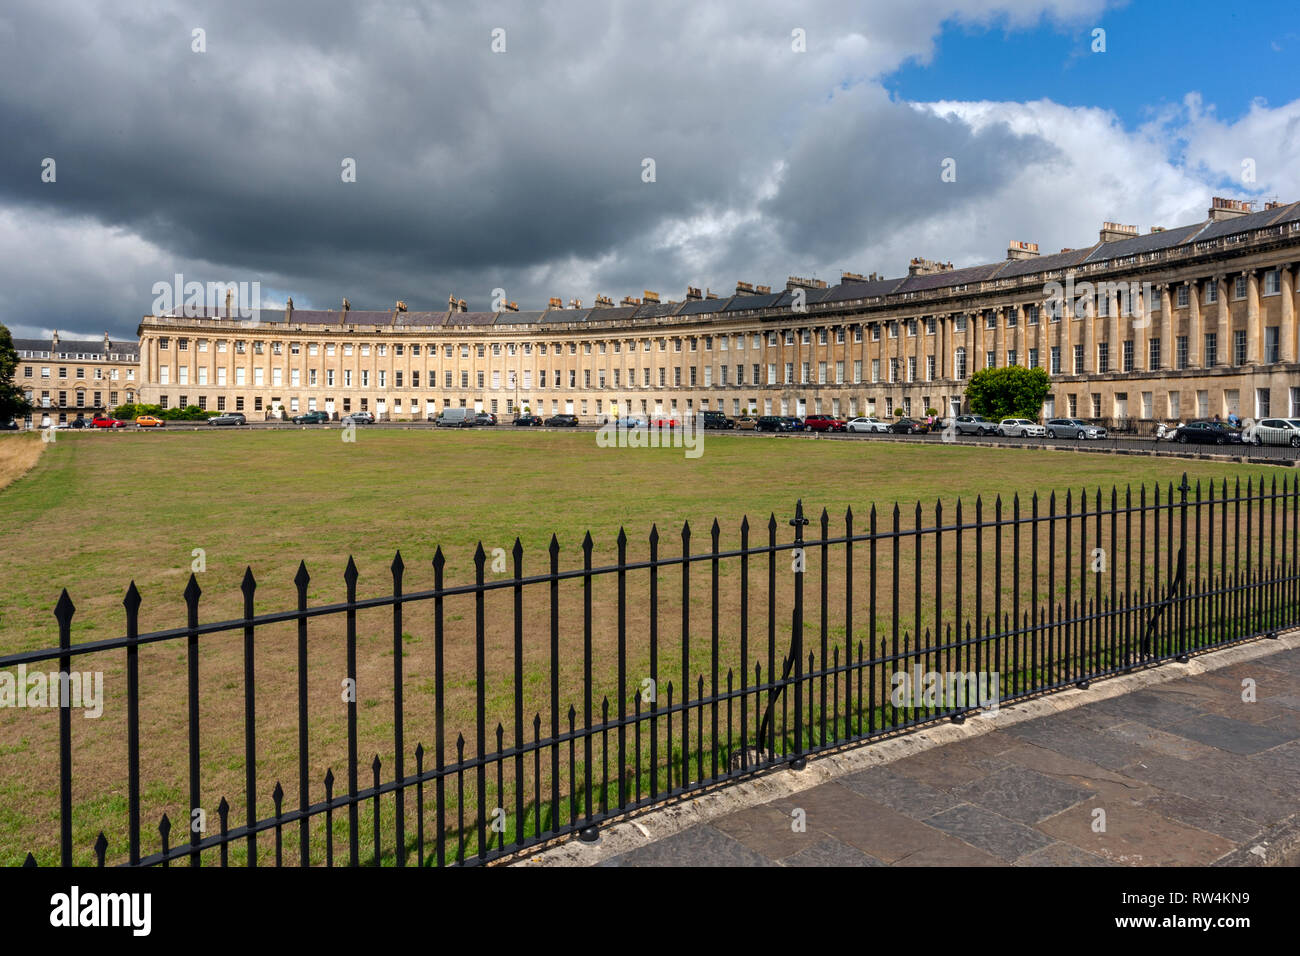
[[103, 331, 110, 350], [284, 298, 293, 323], [734, 281, 755, 295], [593, 295, 614, 308], [908, 258, 954, 276], [548, 297, 564, 309], [787, 276, 828, 291], [342, 297, 351, 313], [705, 289, 719, 300], [1208, 197, 1253, 222], [1098, 222, 1139, 243], [685, 286, 703, 301], [643, 290, 660, 303], [504, 301, 519, 312], [395, 300, 408, 312], [620, 295, 641, 307], [1006, 240, 1040, 261]]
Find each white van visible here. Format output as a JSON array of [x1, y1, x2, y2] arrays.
[[436, 407, 476, 428]]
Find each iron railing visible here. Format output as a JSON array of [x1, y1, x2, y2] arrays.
[[3, 472, 1296, 867]]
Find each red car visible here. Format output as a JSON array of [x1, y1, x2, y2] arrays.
[[652, 417, 678, 428], [91, 416, 128, 428], [803, 415, 847, 433]]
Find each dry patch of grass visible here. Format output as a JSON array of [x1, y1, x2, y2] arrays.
[[0, 434, 44, 493]]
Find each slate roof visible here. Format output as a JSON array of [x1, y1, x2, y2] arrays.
[[539, 308, 593, 324], [1081, 223, 1204, 263], [632, 300, 683, 319], [724, 292, 783, 312], [676, 297, 731, 316]]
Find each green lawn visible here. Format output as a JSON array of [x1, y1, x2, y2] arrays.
[[0, 429, 1284, 865]]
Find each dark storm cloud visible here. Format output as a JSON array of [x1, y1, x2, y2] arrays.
[[0, 0, 1107, 339]]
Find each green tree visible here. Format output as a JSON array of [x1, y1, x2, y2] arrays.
[[0, 323, 32, 423], [964, 366, 1051, 421]]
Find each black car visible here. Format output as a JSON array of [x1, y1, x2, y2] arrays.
[[69, 417, 88, 428], [292, 410, 331, 425], [1, 420, 19, 431], [513, 414, 545, 427], [545, 414, 579, 427], [887, 417, 930, 435], [207, 413, 247, 426], [1174, 420, 1242, 446], [756, 416, 801, 432], [701, 411, 734, 430], [475, 413, 498, 426]]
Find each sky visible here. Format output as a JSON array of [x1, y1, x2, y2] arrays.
[[1, 0, 1298, 341]]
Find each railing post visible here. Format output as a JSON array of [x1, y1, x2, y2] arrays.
[[1177, 474, 1190, 662], [789, 501, 808, 770]]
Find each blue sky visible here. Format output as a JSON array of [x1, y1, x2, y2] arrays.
[[885, 0, 1299, 128], [4, 0, 1300, 339]]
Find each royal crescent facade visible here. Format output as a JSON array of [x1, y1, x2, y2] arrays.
[[107, 198, 1300, 427]]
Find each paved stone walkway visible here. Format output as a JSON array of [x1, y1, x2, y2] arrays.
[[592, 646, 1300, 867]]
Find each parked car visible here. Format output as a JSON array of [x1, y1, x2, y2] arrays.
[[755, 416, 798, 432], [1044, 418, 1107, 439], [951, 415, 995, 436], [613, 415, 649, 428], [783, 417, 809, 431], [701, 411, 734, 430], [887, 417, 930, 435], [1247, 418, 1300, 447], [546, 414, 579, 427], [997, 418, 1046, 438], [734, 416, 758, 430], [652, 415, 678, 429], [846, 417, 888, 433], [804, 415, 847, 433], [513, 414, 545, 427], [68, 416, 88, 428], [0, 420, 18, 431], [92, 416, 128, 428], [436, 408, 475, 427], [291, 410, 330, 425], [475, 412, 498, 426], [1174, 420, 1242, 445], [207, 413, 247, 426], [340, 412, 372, 425], [135, 415, 166, 427]]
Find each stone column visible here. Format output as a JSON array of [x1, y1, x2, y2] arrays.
[[1156, 285, 1170, 369], [1014, 303, 1026, 365], [937, 315, 946, 380], [1282, 264, 1296, 364], [1107, 286, 1120, 372], [1216, 274, 1230, 365], [1246, 270, 1261, 364], [1081, 294, 1094, 373], [1187, 279, 1201, 367], [1060, 296, 1071, 374], [1133, 284, 1146, 371]]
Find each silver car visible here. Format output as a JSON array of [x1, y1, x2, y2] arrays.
[[1044, 418, 1107, 439], [1248, 418, 1300, 447], [997, 418, 1046, 438], [846, 416, 888, 433]]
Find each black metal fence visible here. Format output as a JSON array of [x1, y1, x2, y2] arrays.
[[4, 472, 1296, 867]]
